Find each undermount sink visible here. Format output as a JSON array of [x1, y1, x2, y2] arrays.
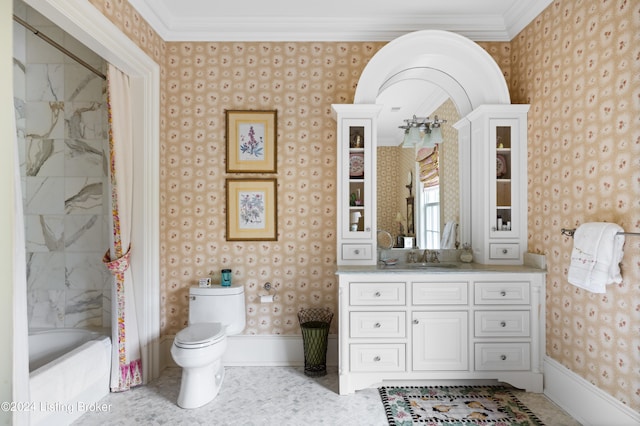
[[406, 262, 459, 269]]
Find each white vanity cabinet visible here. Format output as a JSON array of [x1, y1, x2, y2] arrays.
[[337, 269, 545, 395], [332, 104, 382, 265], [462, 104, 530, 265]]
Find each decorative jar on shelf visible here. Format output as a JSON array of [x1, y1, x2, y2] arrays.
[[460, 243, 473, 263]]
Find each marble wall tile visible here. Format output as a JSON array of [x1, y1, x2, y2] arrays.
[[27, 289, 65, 328], [65, 102, 105, 139], [102, 288, 112, 327], [64, 214, 103, 252], [26, 63, 64, 101], [25, 101, 65, 139], [13, 60, 26, 103], [26, 138, 64, 177], [66, 252, 109, 290], [26, 29, 64, 64], [64, 139, 105, 176], [65, 177, 103, 214], [25, 176, 65, 214], [18, 1, 109, 330], [26, 252, 65, 290], [64, 290, 104, 327], [24, 214, 64, 252], [65, 64, 104, 101]]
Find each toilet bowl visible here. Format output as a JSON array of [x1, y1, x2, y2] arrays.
[[171, 285, 245, 409], [171, 323, 227, 408]]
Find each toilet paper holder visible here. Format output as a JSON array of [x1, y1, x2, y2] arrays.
[[259, 282, 276, 303]]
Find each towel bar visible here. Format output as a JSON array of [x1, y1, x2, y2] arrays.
[[561, 228, 640, 238]]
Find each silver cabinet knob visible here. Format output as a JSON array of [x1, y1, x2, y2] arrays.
[[502, 248, 508, 254], [374, 291, 381, 297], [500, 291, 507, 296], [413, 319, 419, 325], [374, 322, 381, 328], [500, 321, 506, 327], [354, 249, 360, 255], [500, 354, 507, 361], [373, 356, 381, 362]]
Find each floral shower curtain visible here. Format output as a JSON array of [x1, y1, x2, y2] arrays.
[[102, 63, 142, 391]]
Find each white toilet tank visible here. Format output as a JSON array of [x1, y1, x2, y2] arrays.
[[189, 284, 246, 335]]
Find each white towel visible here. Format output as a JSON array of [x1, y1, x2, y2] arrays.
[[440, 221, 457, 249], [567, 222, 625, 293]]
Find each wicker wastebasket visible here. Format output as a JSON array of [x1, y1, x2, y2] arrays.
[[298, 308, 333, 377]]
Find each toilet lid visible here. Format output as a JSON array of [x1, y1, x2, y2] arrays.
[[174, 322, 225, 348]]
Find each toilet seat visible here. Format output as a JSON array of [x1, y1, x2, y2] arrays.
[[174, 322, 225, 349]]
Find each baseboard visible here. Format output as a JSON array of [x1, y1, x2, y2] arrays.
[[543, 356, 640, 426], [160, 334, 338, 369]]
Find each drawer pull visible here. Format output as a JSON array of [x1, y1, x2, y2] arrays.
[[373, 356, 381, 362], [374, 322, 381, 328], [354, 249, 360, 255], [413, 319, 419, 325], [500, 291, 507, 296], [502, 248, 508, 254], [500, 321, 506, 327], [500, 354, 507, 361], [374, 291, 381, 297]]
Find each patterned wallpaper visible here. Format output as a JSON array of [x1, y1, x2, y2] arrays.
[[88, 0, 638, 410], [509, 0, 640, 410]]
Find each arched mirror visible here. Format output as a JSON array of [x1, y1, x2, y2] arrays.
[[353, 30, 511, 251], [376, 80, 461, 250]]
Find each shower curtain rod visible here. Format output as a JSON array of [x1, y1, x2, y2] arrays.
[[13, 14, 107, 80]]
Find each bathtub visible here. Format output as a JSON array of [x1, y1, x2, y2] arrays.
[[29, 329, 111, 425]]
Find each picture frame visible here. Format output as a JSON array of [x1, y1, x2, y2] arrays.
[[225, 110, 277, 173], [226, 178, 278, 241]]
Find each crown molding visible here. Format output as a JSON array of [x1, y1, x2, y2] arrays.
[[148, 16, 510, 42], [127, 0, 552, 42], [504, 0, 553, 39]]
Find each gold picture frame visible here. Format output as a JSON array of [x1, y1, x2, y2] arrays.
[[226, 178, 278, 241], [225, 110, 277, 173]]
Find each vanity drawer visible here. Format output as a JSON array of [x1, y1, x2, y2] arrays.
[[342, 244, 373, 261], [474, 311, 530, 337], [350, 344, 406, 372], [475, 343, 530, 371], [350, 312, 406, 338], [412, 281, 468, 305], [474, 281, 530, 305], [489, 243, 520, 260], [349, 282, 406, 306]]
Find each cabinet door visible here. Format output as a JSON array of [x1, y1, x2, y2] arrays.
[[412, 311, 468, 370], [490, 119, 520, 240]]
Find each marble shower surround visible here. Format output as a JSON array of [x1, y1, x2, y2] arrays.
[[14, 1, 111, 329], [87, 0, 639, 411]]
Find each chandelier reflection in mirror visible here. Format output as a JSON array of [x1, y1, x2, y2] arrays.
[[399, 115, 447, 149]]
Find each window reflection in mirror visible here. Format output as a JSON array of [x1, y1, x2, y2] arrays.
[[377, 99, 461, 250]]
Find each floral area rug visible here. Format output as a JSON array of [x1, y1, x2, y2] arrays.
[[378, 385, 545, 425]]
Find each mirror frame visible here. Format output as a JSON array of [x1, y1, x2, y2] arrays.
[[354, 30, 512, 247]]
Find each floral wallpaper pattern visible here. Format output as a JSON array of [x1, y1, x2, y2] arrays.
[[510, 0, 639, 411], [88, 0, 638, 411]]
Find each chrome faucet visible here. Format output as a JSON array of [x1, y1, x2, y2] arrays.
[[423, 249, 440, 263]]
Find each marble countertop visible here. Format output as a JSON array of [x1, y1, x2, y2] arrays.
[[336, 262, 546, 275]]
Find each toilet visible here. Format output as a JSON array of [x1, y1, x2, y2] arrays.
[[171, 284, 245, 409]]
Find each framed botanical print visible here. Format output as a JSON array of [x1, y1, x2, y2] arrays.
[[225, 110, 277, 173], [226, 178, 278, 241]]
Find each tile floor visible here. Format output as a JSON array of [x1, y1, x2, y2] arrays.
[[73, 367, 580, 425]]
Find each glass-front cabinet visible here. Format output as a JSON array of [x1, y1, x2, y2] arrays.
[[332, 104, 382, 265], [465, 104, 529, 265]]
